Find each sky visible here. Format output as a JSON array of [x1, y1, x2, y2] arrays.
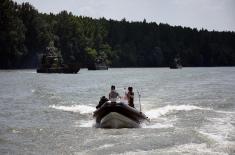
[[14, 0, 235, 32]]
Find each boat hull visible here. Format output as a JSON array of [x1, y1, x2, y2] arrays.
[[99, 112, 140, 128], [93, 102, 149, 128]]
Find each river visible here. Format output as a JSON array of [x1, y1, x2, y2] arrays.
[[0, 68, 235, 155]]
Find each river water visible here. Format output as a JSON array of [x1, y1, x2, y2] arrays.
[[0, 68, 235, 155]]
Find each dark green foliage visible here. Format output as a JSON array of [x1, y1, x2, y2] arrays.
[[0, 0, 26, 68], [1, 0, 235, 69]]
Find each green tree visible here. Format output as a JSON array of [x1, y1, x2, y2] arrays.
[[0, 0, 26, 68]]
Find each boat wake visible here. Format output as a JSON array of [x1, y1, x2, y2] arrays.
[[198, 115, 235, 154], [49, 104, 95, 114], [141, 104, 210, 129], [141, 123, 173, 129], [145, 104, 210, 119], [120, 143, 228, 155], [76, 120, 96, 128], [50, 104, 97, 127], [49, 104, 234, 130]]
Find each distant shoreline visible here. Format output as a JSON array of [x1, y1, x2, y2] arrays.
[[1, 66, 235, 71]]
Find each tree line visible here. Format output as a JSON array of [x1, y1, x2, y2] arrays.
[[1, 0, 235, 69]]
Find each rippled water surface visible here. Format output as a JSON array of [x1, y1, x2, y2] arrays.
[[0, 68, 235, 155]]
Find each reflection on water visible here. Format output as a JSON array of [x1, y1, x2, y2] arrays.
[[0, 68, 235, 154]]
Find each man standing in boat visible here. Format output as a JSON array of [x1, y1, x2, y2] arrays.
[[109, 85, 121, 102], [126, 87, 135, 108]]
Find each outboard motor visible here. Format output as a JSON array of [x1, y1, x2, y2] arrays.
[[96, 96, 109, 109]]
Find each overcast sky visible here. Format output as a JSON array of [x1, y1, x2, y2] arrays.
[[14, 0, 235, 32]]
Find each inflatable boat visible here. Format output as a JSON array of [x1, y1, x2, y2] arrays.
[[93, 101, 149, 128]]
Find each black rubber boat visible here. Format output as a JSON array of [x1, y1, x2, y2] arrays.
[[93, 101, 149, 128]]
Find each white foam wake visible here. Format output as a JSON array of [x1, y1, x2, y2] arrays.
[[142, 123, 173, 129], [146, 105, 209, 119], [119, 143, 226, 155], [49, 104, 95, 114], [76, 120, 95, 127]]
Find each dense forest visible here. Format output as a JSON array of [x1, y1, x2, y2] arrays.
[[1, 0, 235, 69]]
